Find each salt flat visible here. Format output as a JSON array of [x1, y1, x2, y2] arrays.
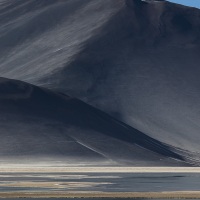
[[1, 167, 200, 173]]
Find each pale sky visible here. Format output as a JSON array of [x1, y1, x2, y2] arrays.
[[168, 0, 200, 8]]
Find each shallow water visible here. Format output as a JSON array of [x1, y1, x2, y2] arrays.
[[1, 173, 200, 193]]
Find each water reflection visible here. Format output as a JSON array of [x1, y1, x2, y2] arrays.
[[0, 173, 199, 192]]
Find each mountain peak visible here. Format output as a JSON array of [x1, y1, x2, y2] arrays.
[[126, 0, 165, 7]]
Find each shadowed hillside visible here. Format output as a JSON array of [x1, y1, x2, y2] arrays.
[[0, 0, 200, 165], [0, 77, 192, 166]]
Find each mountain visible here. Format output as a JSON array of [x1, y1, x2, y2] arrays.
[[0, 77, 189, 166], [0, 0, 200, 166]]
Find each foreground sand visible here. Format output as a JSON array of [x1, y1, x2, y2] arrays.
[[1, 191, 200, 198]]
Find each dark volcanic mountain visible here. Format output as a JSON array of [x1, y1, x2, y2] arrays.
[[0, 0, 200, 166], [0, 77, 189, 166]]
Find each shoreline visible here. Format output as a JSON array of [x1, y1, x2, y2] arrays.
[[1, 191, 200, 198], [1, 167, 200, 173]]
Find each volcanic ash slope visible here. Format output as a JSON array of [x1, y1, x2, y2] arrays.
[[0, 0, 200, 165], [0, 77, 189, 166]]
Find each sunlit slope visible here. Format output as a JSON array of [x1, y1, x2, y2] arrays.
[[0, 0, 123, 81], [0, 77, 191, 166]]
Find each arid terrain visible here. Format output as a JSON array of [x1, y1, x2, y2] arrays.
[[0, 0, 200, 197]]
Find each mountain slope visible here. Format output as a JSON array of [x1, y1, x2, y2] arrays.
[[40, 0, 200, 155], [0, 77, 191, 166], [0, 0, 200, 165]]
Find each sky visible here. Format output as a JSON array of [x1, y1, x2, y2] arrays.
[[168, 0, 200, 8]]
